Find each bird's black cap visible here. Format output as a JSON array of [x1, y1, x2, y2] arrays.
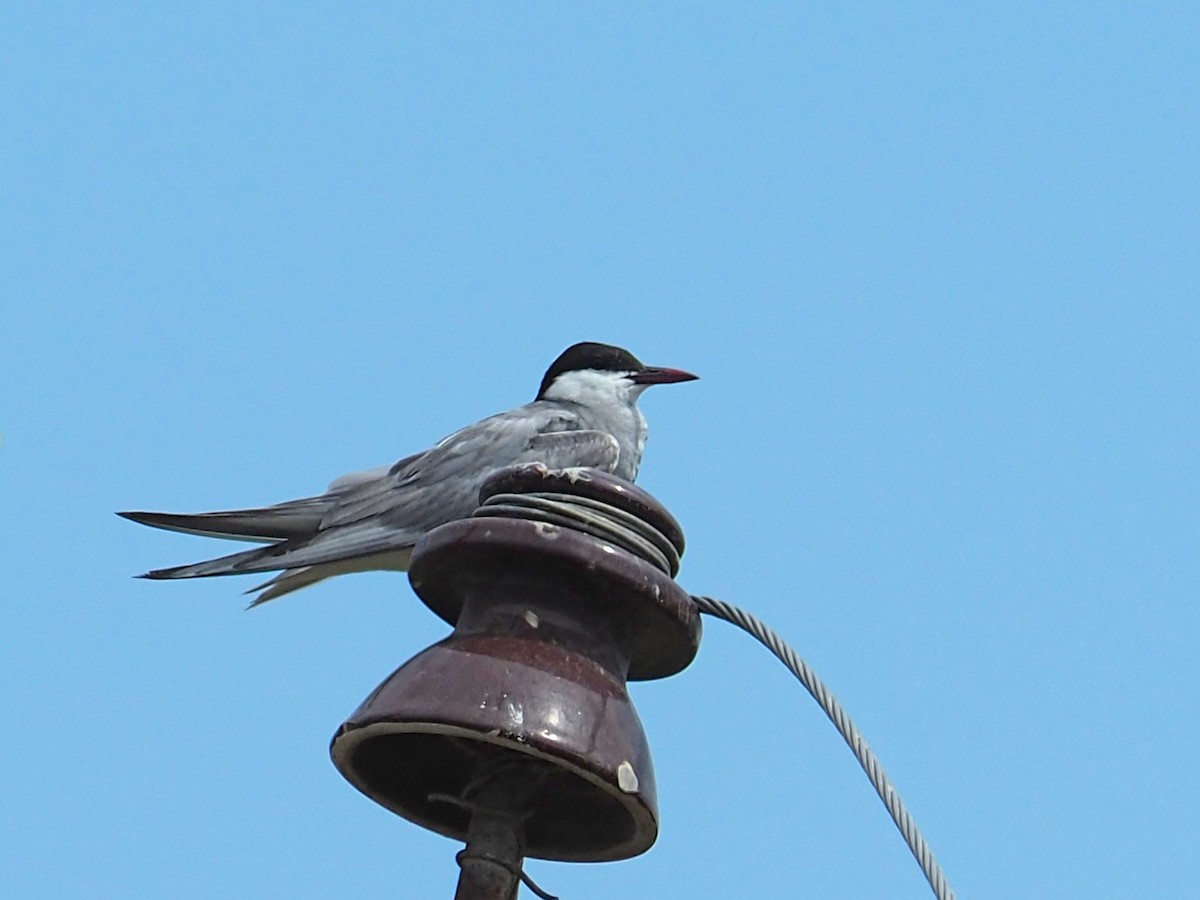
[[536, 342, 645, 398]]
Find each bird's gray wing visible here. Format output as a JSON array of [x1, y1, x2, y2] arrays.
[[236, 427, 619, 572], [325, 451, 424, 491], [237, 431, 619, 604], [139, 407, 620, 581], [316, 404, 591, 531], [523, 430, 620, 472], [119, 452, 429, 543]]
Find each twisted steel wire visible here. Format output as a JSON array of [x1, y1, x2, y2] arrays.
[[690, 594, 955, 900]]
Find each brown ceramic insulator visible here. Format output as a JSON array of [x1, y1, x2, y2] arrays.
[[330, 464, 700, 863], [480, 463, 687, 561]]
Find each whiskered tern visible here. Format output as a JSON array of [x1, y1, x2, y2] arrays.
[[119, 341, 697, 605]]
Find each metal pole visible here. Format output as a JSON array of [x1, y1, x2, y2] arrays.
[[454, 806, 524, 900], [451, 757, 539, 900]]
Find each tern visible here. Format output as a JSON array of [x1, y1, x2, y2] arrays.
[[119, 341, 697, 605]]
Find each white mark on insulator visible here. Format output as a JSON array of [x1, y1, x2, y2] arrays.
[[532, 521, 560, 540], [524, 609, 540, 628], [506, 700, 524, 727], [617, 761, 639, 793]]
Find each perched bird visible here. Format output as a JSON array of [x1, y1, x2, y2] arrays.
[[119, 341, 698, 605]]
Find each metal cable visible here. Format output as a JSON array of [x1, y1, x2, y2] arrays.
[[476, 488, 955, 900], [690, 595, 956, 900]]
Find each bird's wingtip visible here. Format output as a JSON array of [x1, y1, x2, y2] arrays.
[[140, 567, 180, 580], [118, 510, 159, 526]]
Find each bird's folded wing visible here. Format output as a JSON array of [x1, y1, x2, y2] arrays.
[[523, 430, 620, 472], [187, 429, 617, 576], [317, 407, 599, 530], [326, 451, 424, 491]]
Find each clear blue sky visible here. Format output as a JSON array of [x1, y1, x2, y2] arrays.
[[3, 4, 1197, 898]]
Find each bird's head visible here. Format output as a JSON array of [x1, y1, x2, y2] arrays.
[[536, 342, 699, 406]]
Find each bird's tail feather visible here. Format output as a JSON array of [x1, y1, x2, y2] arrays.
[[245, 567, 327, 607], [244, 550, 415, 607], [139, 541, 283, 581], [117, 497, 331, 543], [140, 547, 415, 607]]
